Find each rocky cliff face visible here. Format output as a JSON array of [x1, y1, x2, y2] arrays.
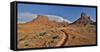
[[31, 15, 49, 24], [71, 12, 95, 26], [17, 12, 96, 49]]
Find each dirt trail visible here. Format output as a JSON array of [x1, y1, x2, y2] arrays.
[[58, 27, 91, 40], [57, 27, 95, 46], [55, 31, 67, 46], [60, 30, 69, 46], [55, 27, 69, 46]]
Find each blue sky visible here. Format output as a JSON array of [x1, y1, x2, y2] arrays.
[[18, 3, 96, 23]]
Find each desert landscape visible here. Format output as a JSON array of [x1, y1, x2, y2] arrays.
[[17, 12, 96, 49]]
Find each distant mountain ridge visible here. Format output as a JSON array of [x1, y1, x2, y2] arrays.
[[18, 12, 96, 27]]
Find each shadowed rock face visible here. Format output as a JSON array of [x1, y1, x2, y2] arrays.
[[71, 12, 95, 26]]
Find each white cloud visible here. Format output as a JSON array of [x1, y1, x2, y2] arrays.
[[18, 12, 71, 23], [18, 12, 38, 18], [90, 17, 96, 22], [45, 15, 72, 23], [18, 12, 38, 23], [64, 19, 72, 23]]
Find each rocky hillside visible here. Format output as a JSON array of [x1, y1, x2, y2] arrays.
[[17, 12, 96, 49], [70, 12, 95, 26]]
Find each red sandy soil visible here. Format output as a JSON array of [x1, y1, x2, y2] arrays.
[[17, 14, 96, 49]]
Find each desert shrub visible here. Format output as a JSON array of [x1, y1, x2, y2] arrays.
[[52, 36, 58, 39], [51, 40, 54, 43], [39, 32, 47, 36], [18, 33, 28, 42]]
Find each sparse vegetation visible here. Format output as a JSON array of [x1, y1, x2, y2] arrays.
[[17, 14, 96, 48], [39, 32, 47, 36]]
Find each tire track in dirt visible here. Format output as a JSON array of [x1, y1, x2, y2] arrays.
[[55, 28, 69, 46], [60, 30, 69, 46], [55, 30, 68, 46], [57, 27, 95, 46]]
